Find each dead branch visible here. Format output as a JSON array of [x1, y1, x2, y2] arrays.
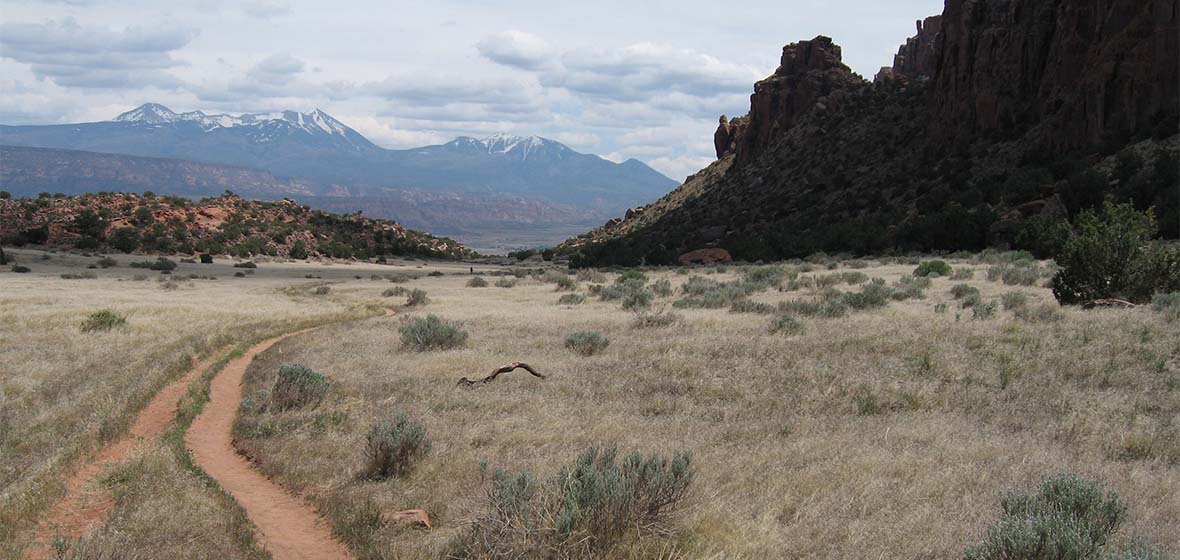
[[388, 509, 432, 529], [457, 362, 546, 387], [1083, 298, 1138, 309]]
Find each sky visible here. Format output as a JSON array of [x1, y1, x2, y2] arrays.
[[0, 0, 944, 180]]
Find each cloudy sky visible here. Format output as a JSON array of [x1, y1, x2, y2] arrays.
[[0, 0, 942, 180]]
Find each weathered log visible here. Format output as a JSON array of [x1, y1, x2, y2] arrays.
[[457, 362, 546, 387], [389, 509, 432, 529]]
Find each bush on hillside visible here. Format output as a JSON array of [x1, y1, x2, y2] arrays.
[[466, 276, 488, 287], [406, 288, 429, 306], [1052, 203, 1176, 304], [913, 260, 952, 277], [81, 310, 127, 333], [565, 331, 609, 356]]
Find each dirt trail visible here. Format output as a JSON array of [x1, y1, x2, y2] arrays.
[[185, 327, 352, 560], [26, 355, 219, 559]]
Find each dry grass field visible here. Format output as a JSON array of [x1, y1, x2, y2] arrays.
[[1, 249, 1177, 559]]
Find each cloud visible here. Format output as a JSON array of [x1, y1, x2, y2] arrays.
[[248, 53, 304, 85], [553, 42, 757, 103], [0, 17, 196, 89], [476, 30, 555, 71], [241, 0, 292, 18]]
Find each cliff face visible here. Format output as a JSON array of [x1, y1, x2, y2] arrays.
[[563, 0, 1179, 266], [930, 0, 1180, 150]]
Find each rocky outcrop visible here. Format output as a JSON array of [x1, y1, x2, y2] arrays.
[[929, 0, 1180, 151], [560, 2, 1179, 268], [678, 248, 732, 266], [889, 16, 943, 81], [732, 36, 864, 164]]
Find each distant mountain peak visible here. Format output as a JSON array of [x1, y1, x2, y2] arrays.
[[111, 103, 358, 140]]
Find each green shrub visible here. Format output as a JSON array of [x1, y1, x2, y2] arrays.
[[129, 257, 177, 272], [565, 331, 609, 356], [199, 253, 214, 264], [399, 315, 467, 351], [1052, 203, 1170, 304], [841, 283, 891, 310], [455, 447, 692, 556], [557, 294, 585, 305], [81, 310, 126, 333], [387, 272, 418, 283], [769, 315, 803, 335], [743, 265, 785, 287], [466, 276, 488, 288], [913, 260, 952, 277], [363, 412, 430, 480], [840, 271, 869, 284], [951, 284, 981, 300], [853, 386, 884, 416], [10, 265, 31, 273], [233, 261, 257, 269], [314, 286, 330, 295], [554, 276, 577, 291], [60, 272, 97, 280], [271, 364, 329, 411], [1151, 292, 1180, 322], [494, 278, 517, 288], [406, 288, 429, 306], [1001, 292, 1028, 310], [964, 474, 1127, 560], [383, 287, 408, 297], [427, 270, 444, 277], [961, 293, 983, 308]]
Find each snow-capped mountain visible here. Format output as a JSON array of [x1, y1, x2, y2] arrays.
[[0, 104, 679, 239]]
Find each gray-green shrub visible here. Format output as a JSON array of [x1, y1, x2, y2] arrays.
[[963, 473, 1126, 560], [631, 309, 679, 329], [557, 294, 585, 305], [565, 331, 609, 356], [950, 268, 975, 280], [769, 315, 803, 335], [494, 278, 517, 288], [1001, 292, 1028, 310], [382, 287, 408, 297], [730, 300, 776, 314], [951, 284, 980, 300], [1150, 292, 1180, 321], [466, 276, 488, 287], [271, 364, 329, 411], [363, 412, 430, 480], [651, 278, 673, 296], [399, 315, 467, 351], [454, 447, 692, 556], [406, 288, 429, 306]]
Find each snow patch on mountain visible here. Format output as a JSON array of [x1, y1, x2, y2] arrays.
[[114, 104, 355, 140]]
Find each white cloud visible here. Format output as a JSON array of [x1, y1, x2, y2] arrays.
[[476, 30, 555, 71]]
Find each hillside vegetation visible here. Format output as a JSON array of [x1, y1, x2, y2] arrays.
[[0, 192, 471, 260]]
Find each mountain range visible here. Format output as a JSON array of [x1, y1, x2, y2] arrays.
[[559, 0, 1179, 266], [0, 104, 677, 250]]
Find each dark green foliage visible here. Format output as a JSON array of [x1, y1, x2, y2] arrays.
[[1052, 203, 1170, 304], [80, 310, 126, 333], [399, 315, 467, 351], [199, 253, 214, 264], [405, 288, 429, 306], [427, 270, 444, 277], [769, 315, 803, 335], [233, 261, 257, 269], [554, 276, 577, 291], [964, 474, 1127, 560], [382, 287, 408, 297], [466, 276, 488, 287], [10, 265, 31, 273], [270, 364, 329, 411], [363, 413, 430, 480], [913, 260, 952, 277], [565, 331, 609, 356], [621, 287, 653, 311], [455, 447, 693, 556], [288, 240, 309, 260], [60, 272, 97, 280], [840, 282, 892, 310]]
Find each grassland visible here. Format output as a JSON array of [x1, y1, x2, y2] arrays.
[[1, 249, 1177, 559]]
